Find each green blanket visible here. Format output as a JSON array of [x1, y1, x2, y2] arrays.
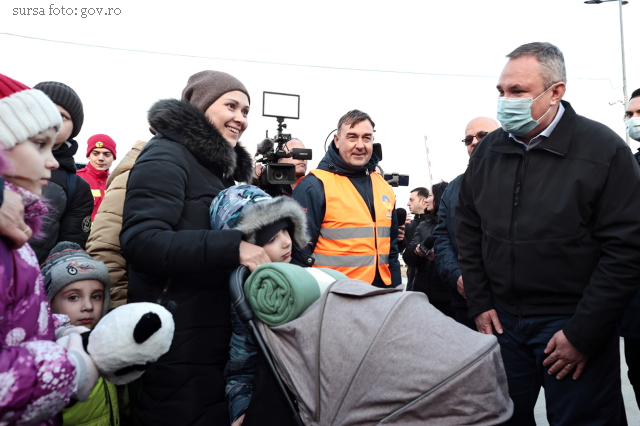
[[244, 263, 347, 326]]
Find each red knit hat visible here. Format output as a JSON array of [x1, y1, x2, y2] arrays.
[[0, 73, 62, 149], [86, 134, 117, 159]]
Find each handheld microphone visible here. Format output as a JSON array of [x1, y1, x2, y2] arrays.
[[396, 208, 407, 225]]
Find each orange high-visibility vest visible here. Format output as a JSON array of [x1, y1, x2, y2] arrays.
[[311, 169, 396, 286]]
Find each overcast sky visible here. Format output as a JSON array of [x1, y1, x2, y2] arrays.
[[2, 0, 639, 205]]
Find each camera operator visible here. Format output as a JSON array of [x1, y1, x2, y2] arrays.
[[253, 138, 307, 196]]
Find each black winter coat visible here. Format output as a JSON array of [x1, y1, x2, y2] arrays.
[[402, 213, 423, 287], [621, 150, 640, 339], [433, 174, 468, 309], [31, 139, 93, 263], [456, 101, 640, 356], [403, 216, 450, 305], [120, 99, 253, 426]]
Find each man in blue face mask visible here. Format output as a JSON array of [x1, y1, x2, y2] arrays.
[[456, 42, 640, 425]]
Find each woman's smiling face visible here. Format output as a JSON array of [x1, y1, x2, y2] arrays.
[[204, 90, 250, 148]]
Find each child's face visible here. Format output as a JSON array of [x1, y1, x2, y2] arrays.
[[4, 128, 60, 196], [263, 228, 292, 263], [50, 279, 105, 329], [54, 105, 73, 145]]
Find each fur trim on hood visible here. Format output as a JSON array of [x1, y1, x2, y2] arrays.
[[147, 98, 253, 182], [235, 196, 310, 249]]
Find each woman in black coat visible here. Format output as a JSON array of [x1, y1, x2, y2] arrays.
[[120, 71, 271, 426], [403, 181, 454, 318]]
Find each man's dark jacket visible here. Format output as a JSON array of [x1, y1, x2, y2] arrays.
[[120, 99, 253, 426], [433, 174, 467, 309], [403, 215, 450, 304], [402, 213, 423, 286], [621, 151, 640, 340], [31, 139, 93, 263], [292, 143, 402, 287], [456, 101, 640, 356]]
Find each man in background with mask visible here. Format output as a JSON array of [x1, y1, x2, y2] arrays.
[[456, 42, 640, 425], [621, 87, 640, 411]]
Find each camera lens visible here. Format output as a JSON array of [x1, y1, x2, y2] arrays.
[[273, 170, 285, 181]]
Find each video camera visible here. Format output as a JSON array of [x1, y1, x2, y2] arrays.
[[255, 92, 312, 189], [371, 144, 409, 187], [384, 173, 410, 187]]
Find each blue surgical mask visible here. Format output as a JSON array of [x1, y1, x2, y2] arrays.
[[626, 117, 640, 142], [497, 84, 555, 136]]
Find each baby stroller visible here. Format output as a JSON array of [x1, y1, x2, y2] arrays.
[[229, 266, 513, 426]]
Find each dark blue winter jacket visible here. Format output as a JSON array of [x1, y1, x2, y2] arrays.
[[292, 144, 401, 287], [433, 174, 468, 309]]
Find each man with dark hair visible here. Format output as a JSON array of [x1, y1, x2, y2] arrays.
[[456, 42, 640, 424], [621, 87, 640, 410], [404, 187, 429, 286], [433, 116, 499, 330], [294, 110, 401, 287]]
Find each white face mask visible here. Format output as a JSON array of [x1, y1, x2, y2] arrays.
[[626, 117, 640, 142]]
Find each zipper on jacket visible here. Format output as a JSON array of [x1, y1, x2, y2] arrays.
[[156, 280, 172, 304], [510, 151, 531, 315], [365, 169, 380, 273]]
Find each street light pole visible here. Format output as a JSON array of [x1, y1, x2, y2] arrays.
[[585, 0, 630, 144]]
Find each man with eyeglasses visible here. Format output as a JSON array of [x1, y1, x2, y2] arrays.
[[433, 117, 498, 331], [456, 42, 640, 425]]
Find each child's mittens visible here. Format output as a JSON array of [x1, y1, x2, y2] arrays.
[[57, 333, 99, 401]]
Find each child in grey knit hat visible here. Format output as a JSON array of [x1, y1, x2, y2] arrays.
[[42, 241, 111, 330], [41, 241, 120, 426]]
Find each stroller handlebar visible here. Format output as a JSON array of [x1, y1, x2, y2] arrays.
[[229, 266, 254, 323]]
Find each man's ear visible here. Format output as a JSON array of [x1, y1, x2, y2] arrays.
[[550, 82, 566, 106], [333, 133, 339, 148]]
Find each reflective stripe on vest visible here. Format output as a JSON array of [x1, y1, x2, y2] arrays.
[[311, 169, 396, 285]]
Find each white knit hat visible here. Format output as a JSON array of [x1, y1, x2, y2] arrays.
[[0, 73, 61, 149]]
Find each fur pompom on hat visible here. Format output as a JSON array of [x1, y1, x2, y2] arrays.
[[0, 73, 62, 149], [41, 241, 111, 316], [34, 81, 84, 139], [210, 184, 309, 248], [181, 70, 250, 113]]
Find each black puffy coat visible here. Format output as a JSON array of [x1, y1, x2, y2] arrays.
[[120, 99, 253, 426], [31, 139, 93, 263], [402, 215, 451, 307]]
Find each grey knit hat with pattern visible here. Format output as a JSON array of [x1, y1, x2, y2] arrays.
[[41, 242, 111, 315], [181, 70, 250, 113]]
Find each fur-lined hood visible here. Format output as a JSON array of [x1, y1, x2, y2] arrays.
[[148, 98, 253, 182], [235, 196, 310, 249]]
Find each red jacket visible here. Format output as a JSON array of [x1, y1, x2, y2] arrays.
[[77, 162, 109, 221]]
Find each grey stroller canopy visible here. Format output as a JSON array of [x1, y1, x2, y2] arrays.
[[258, 279, 513, 426]]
